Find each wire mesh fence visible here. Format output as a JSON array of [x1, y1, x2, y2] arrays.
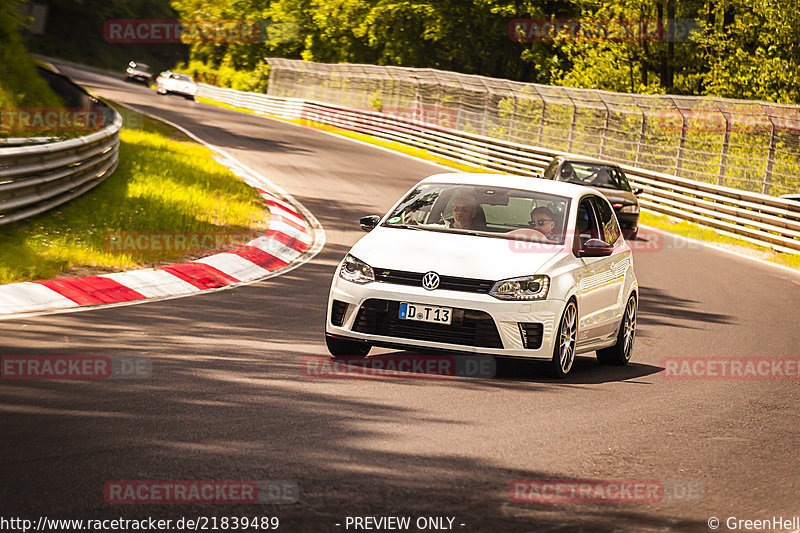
[[265, 58, 800, 196]]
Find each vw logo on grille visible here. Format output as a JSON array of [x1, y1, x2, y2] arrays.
[[422, 271, 440, 290]]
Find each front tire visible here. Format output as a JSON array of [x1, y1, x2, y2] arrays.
[[597, 295, 637, 365], [326, 334, 371, 357], [551, 300, 577, 378]]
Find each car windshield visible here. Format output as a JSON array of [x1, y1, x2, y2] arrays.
[[132, 63, 149, 71], [558, 162, 632, 192], [383, 183, 571, 244], [172, 73, 193, 82]]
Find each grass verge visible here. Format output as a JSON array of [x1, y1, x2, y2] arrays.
[[640, 211, 800, 271], [0, 103, 270, 284]]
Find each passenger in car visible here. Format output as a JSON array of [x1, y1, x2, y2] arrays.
[[529, 206, 558, 240]]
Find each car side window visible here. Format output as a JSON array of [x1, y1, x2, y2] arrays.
[[594, 196, 621, 245], [543, 160, 558, 179], [575, 198, 602, 253], [610, 168, 633, 192]]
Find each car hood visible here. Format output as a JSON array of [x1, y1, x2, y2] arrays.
[[348, 226, 564, 280], [593, 187, 637, 205]]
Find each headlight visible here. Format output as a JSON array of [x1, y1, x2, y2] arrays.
[[339, 254, 375, 284], [620, 204, 639, 214], [489, 275, 549, 301]]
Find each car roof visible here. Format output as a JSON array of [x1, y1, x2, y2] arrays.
[[556, 157, 622, 168], [420, 172, 600, 200]]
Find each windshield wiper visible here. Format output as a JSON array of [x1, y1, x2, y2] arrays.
[[385, 223, 424, 230]]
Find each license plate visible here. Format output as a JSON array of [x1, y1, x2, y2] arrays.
[[398, 302, 452, 325]]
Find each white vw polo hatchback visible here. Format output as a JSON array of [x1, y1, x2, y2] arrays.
[[325, 173, 638, 377]]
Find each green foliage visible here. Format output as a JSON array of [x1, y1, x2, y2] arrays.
[[166, 0, 800, 104], [0, 1, 62, 110], [18, 0, 800, 104], [173, 59, 270, 92], [691, 0, 800, 103], [25, 0, 186, 73]]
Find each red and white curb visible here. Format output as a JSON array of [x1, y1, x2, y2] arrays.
[[0, 101, 325, 319]]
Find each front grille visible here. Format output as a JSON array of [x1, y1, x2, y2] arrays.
[[518, 323, 543, 349], [374, 268, 494, 294], [330, 300, 348, 326], [352, 299, 503, 349]]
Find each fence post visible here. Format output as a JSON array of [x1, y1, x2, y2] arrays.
[[761, 104, 777, 195], [635, 107, 646, 165], [671, 97, 687, 177], [599, 94, 610, 158], [478, 76, 490, 136], [532, 85, 546, 146], [716, 101, 730, 185], [567, 92, 578, 153], [508, 85, 518, 142]]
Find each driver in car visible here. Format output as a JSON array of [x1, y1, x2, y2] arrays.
[[448, 192, 487, 230], [529, 206, 558, 240]]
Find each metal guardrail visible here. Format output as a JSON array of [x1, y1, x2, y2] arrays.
[[198, 83, 800, 254], [0, 71, 122, 226]]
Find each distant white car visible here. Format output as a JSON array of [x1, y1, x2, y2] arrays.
[[125, 61, 152, 85], [325, 173, 639, 378], [155, 71, 198, 100]]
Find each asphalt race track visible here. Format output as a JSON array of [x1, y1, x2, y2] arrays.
[[1, 62, 799, 532]]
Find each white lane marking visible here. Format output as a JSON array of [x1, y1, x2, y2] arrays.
[[193, 253, 270, 281], [99, 270, 201, 298], [0, 283, 80, 314]]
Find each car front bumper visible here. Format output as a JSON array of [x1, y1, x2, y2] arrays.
[[326, 276, 567, 360]]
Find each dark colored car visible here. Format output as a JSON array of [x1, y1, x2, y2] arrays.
[[541, 157, 642, 238], [125, 61, 152, 85]]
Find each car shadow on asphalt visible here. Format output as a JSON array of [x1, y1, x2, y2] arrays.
[[637, 285, 735, 331]]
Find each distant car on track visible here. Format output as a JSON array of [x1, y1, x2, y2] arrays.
[[125, 61, 152, 85], [325, 173, 639, 378], [542, 157, 642, 239], [155, 71, 198, 101]]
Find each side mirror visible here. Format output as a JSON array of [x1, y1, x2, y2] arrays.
[[359, 215, 381, 232], [578, 238, 614, 257], [633, 188, 643, 196]]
